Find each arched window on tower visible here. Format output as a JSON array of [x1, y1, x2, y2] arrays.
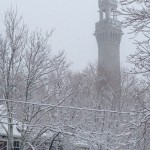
[[102, 10, 106, 20], [112, 9, 117, 20], [111, 9, 115, 20]]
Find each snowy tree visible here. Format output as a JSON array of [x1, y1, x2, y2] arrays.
[[119, 1, 150, 149], [0, 9, 78, 150], [0, 9, 27, 150]]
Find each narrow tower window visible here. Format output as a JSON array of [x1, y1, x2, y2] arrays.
[[111, 9, 115, 20], [102, 10, 106, 20]]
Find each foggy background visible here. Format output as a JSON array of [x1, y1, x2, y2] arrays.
[[1, 0, 136, 71]]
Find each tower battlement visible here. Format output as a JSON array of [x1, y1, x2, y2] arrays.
[[99, 0, 118, 8]]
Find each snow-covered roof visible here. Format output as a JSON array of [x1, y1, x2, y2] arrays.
[[0, 105, 21, 138], [74, 141, 89, 148], [69, 137, 90, 149]]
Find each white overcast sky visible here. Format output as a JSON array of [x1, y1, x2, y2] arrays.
[[1, 0, 136, 71]]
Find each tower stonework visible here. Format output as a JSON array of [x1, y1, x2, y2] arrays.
[[95, 0, 122, 94]]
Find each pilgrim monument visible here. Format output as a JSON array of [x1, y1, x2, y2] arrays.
[[95, 0, 122, 93]]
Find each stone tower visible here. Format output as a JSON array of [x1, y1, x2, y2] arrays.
[[95, 0, 122, 93]]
